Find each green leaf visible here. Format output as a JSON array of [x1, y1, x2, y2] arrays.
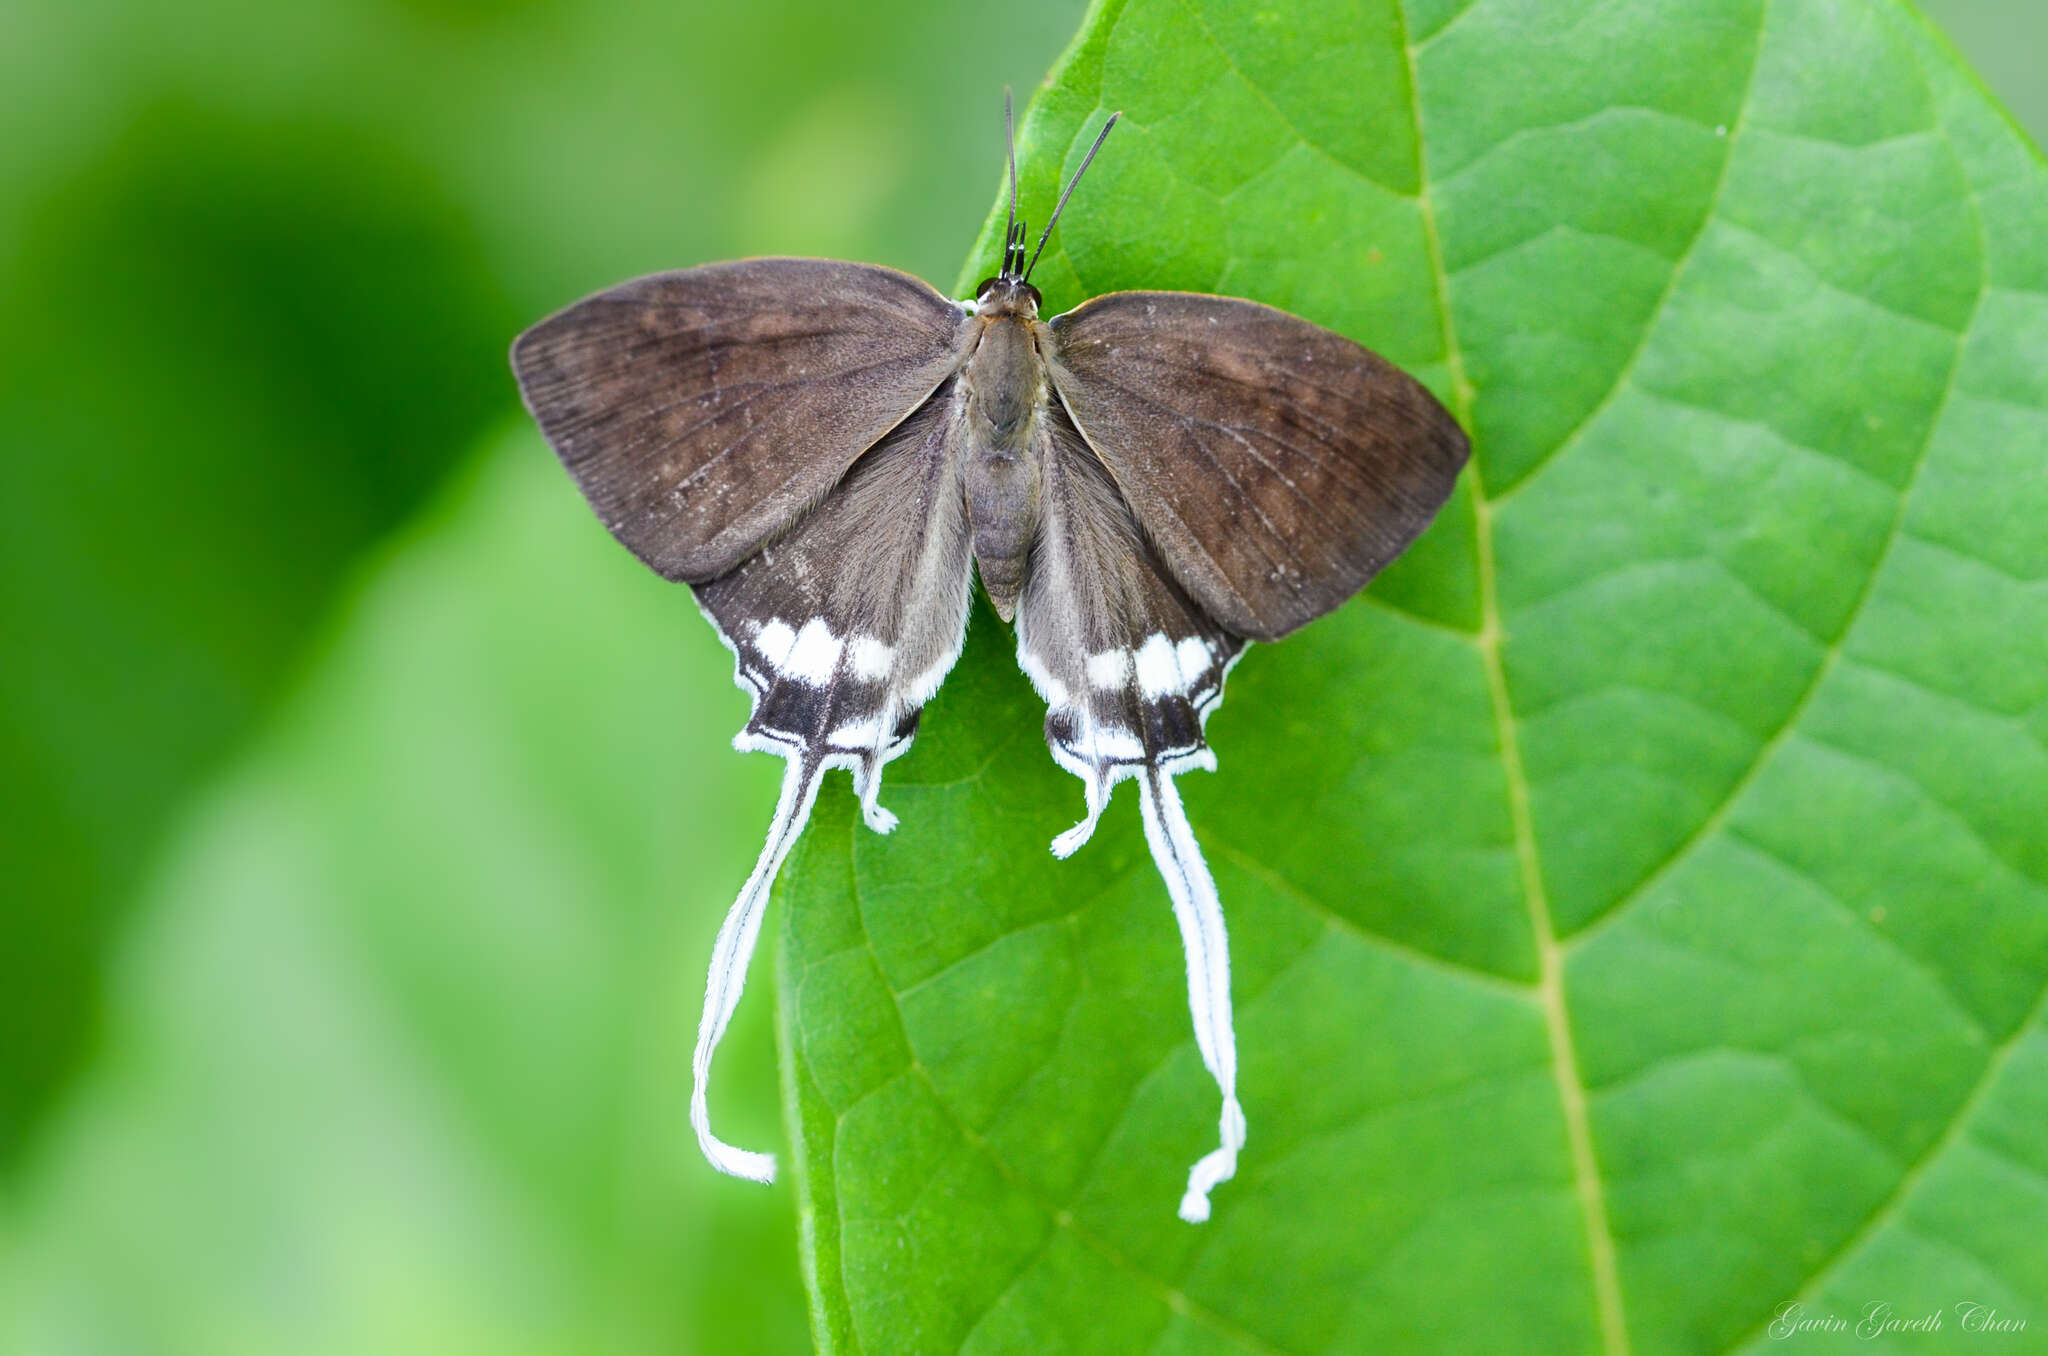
[[778, 1, 2048, 1351]]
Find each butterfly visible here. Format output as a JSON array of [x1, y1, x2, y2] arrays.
[[511, 102, 1468, 1222]]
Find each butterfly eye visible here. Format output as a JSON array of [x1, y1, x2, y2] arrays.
[[975, 277, 1000, 300]]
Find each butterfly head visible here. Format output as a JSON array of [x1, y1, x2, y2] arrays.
[[975, 223, 1044, 317]]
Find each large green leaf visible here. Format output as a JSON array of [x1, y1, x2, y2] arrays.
[[775, 1, 2048, 1351]]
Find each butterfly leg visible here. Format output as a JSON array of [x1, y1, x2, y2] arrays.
[[852, 718, 907, 835], [1138, 767, 1245, 1224], [690, 750, 827, 1184]]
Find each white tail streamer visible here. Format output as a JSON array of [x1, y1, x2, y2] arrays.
[[691, 753, 826, 1184], [1137, 769, 1244, 1223]]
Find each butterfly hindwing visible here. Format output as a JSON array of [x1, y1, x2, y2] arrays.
[[1046, 290, 1469, 640], [1015, 405, 1250, 1222], [694, 377, 975, 827], [1015, 405, 1247, 853], [679, 378, 974, 1186], [513, 258, 969, 583]]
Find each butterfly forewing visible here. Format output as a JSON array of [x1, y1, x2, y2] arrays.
[[513, 258, 969, 582], [1045, 291, 1469, 640]]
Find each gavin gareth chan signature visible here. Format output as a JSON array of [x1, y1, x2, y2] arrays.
[[1769, 1301, 2029, 1340]]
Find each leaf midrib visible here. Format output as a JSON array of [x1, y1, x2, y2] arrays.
[[1397, 6, 2037, 1354], [1394, 1, 1632, 1352]]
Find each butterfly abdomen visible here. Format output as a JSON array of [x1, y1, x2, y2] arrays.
[[964, 445, 1041, 622]]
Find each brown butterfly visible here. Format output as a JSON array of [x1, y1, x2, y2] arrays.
[[512, 101, 1468, 1222]]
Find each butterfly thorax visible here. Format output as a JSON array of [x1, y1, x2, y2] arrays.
[[959, 294, 1050, 623]]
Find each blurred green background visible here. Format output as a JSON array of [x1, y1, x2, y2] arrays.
[[0, 0, 2038, 1350]]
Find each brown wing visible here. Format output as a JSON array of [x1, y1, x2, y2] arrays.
[[512, 257, 968, 583], [1045, 291, 1469, 640]]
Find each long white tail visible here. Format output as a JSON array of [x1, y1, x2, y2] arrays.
[[690, 753, 825, 1184], [1137, 768, 1245, 1223]]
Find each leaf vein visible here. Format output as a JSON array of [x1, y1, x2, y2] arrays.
[[1484, 16, 1772, 507], [1214, 841, 1534, 992], [840, 818, 1294, 1356], [1715, 985, 2048, 1355], [1560, 8, 1993, 954]]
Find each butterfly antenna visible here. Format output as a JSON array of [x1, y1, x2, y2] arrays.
[[1023, 110, 1121, 283], [1003, 87, 1022, 277]]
